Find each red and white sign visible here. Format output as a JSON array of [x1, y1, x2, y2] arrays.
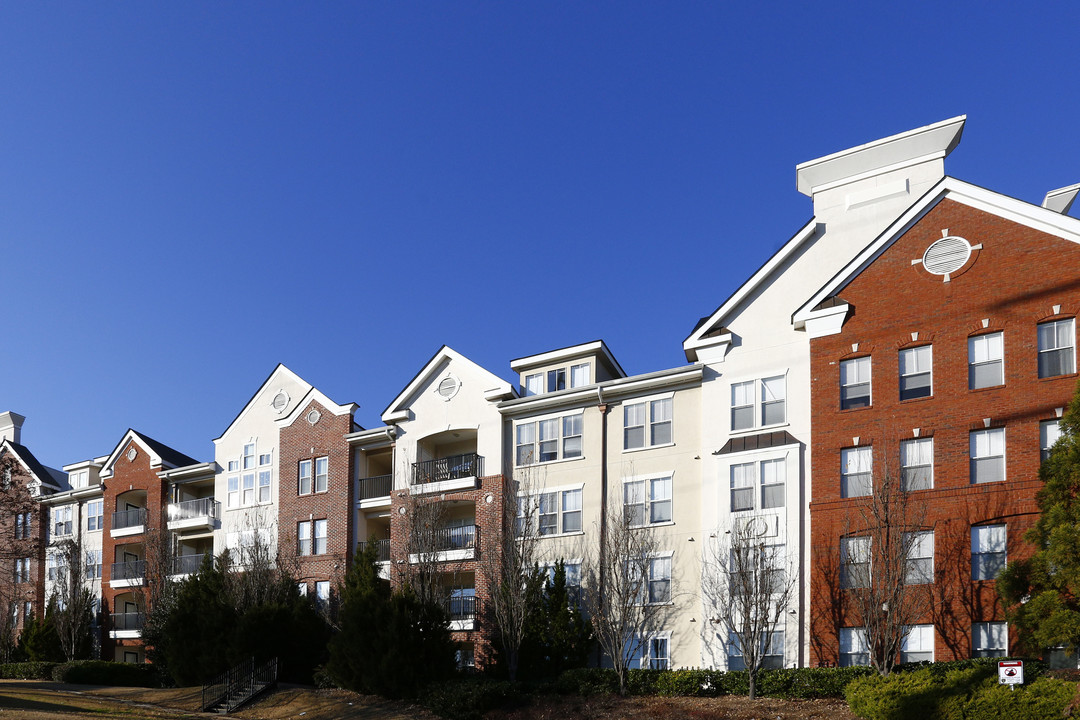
[[998, 660, 1024, 685]]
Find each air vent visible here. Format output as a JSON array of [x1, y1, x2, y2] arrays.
[[922, 236, 971, 276], [271, 391, 289, 412], [436, 375, 460, 400]]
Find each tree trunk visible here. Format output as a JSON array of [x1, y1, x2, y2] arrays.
[[748, 669, 757, 700]]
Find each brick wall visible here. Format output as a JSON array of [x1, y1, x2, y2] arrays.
[[1, 459, 47, 635], [809, 199, 1080, 664]]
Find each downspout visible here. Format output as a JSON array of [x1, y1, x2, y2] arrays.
[[596, 387, 609, 667]]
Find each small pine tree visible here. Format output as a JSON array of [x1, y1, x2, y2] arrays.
[[18, 611, 64, 662], [517, 562, 593, 678]]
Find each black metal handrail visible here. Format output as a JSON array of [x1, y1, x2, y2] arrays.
[[411, 453, 483, 485], [433, 524, 477, 552], [112, 507, 147, 530], [201, 656, 278, 713], [358, 474, 393, 499], [445, 595, 479, 622], [111, 560, 146, 582], [358, 539, 391, 562], [172, 553, 210, 576], [110, 612, 144, 631]]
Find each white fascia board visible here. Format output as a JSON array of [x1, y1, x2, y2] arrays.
[[39, 485, 104, 504], [381, 346, 512, 424], [98, 430, 162, 480], [684, 221, 818, 360], [597, 366, 703, 401], [796, 116, 966, 196], [498, 388, 599, 416], [1044, 183, 1080, 214], [213, 364, 310, 444], [62, 458, 105, 472], [275, 387, 358, 428], [793, 177, 1080, 325], [157, 461, 217, 482], [345, 426, 397, 448], [500, 366, 703, 416], [509, 340, 626, 378]]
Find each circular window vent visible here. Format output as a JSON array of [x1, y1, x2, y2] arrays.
[[922, 236, 972, 276], [436, 375, 460, 400], [306, 409, 321, 426], [271, 391, 289, 413]]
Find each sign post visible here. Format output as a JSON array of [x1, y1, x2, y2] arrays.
[[998, 660, 1023, 691]]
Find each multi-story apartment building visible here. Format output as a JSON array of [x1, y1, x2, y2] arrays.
[[3, 116, 1078, 674]]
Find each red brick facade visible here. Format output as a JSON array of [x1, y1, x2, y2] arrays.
[[1, 457, 47, 637], [809, 199, 1080, 664], [278, 400, 355, 606]]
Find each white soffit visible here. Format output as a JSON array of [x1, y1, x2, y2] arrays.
[[1043, 183, 1080, 215], [796, 116, 966, 197]]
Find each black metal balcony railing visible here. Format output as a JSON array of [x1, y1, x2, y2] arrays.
[[358, 539, 391, 562], [112, 508, 147, 530], [172, 553, 210, 576], [444, 595, 479, 622], [411, 453, 483, 486], [111, 560, 146, 582], [167, 497, 218, 523], [110, 612, 145, 631], [358, 474, 393, 500], [433, 524, 477, 552]]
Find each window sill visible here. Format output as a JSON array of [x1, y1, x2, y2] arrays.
[[839, 404, 873, 413], [729, 422, 789, 437], [898, 394, 934, 404], [536, 531, 585, 540], [630, 521, 676, 529], [968, 384, 1005, 393], [622, 442, 676, 455], [1038, 371, 1077, 382], [516, 455, 585, 470]]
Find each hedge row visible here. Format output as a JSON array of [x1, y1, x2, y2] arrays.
[[0, 661, 161, 687], [846, 660, 1069, 720]]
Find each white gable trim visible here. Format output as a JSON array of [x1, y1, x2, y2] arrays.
[[276, 387, 358, 428], [381, 346, 514, 424], [213, 364, 310, 444], [684, 220, 818, 361], [0, 440, 62, 491], [99, 431, 164, 480], [793, 177, 1080, 326]]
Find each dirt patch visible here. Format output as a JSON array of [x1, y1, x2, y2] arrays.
[[487, 694, 859, 720], [233, 687, 440, 720]]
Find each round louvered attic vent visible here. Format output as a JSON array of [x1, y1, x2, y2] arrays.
[[271, 391, 289, 413], [922, 236, 972, 276], [436, 374, 460, 400]]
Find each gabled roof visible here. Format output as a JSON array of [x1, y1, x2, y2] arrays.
[[509, 339, 627, 379], [683, 219, 818, 361], [382, 345, 515, 424], [1, 439, 64, 491], [793, 176, 1080, 326], [99, 429, 199, 480], [276, 386, 358, 428], [213, 364, 310, 443]]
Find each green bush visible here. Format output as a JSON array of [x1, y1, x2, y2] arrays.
[[652, 668, 724, 697], [0, 661, 58, 679], [553, 667, 619, 696], [422, 677, 523, 720], [945, 676, 1076, 720], [51, 660, 161, 687], [758, 666, 876, 699]]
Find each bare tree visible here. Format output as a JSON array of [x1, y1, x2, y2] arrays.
[[480, 468, 544, 682], [840, 448, 933, 675], [581, 501, 667, 695], [220, 511, 287, 611], [703, 518, 796, 699], [0, 455, 41, 660], [48, 536, 96, 660], [396, 491, 452, 608]]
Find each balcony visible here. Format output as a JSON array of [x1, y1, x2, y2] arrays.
[[411, 453, 483, 494], [110, 508, 147, 539], [357, 539, 391, 563], [357, 474, 393, 508], [167, 497, 218, 532], [445, 595, 479, 631], [109, 612, 144, 639], [110, 560, 146, 589], [409, 524, 479, 563], [171, 553, 211, 577]]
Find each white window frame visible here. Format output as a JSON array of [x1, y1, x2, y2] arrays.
[[227, 476, 239, 509], [841, 446, 873, 498], [969, 332, 1004, 389], [570, 362, 591, 388], [298, 520, 312, 556], [547, 368, 566, 392], [524, 373, 542, 397], [515, 411, 585, 466], [840, 357, 872, 410], [841, 536, 870, 589], [1041, 419, 1062, 462], [242, 472, 255, 505], [53, 505, 73, 538], [899, 346, 933, 401], [729, 456, 787, 512], [972, 621, 1007, 658], [644, 633, 670, 669], [517, 485, 584, 537], [840, 627, 869, 667], [315, 456, 329, 493], [971, 525, 1006, 581], [315, 580, 330, 609], [730, 375, 787, 432], [87, 500, 104, 531], [242, 442, 256, 470], [314, 518, 328, 555], [900, 438, 933, 491], [901, 624, 934, 663], [85, 549, 102, 579], [14, 557, 30, 583], [970, 428, 1005, 484], [299, 459, 313, 495], [635, 552, 672, 605], [623, 393, 674, 451], [904, 531, 934, 585], [1038, 318, 1075, 378], [623, 473, 673, 526], [727, 628, 785, 671]]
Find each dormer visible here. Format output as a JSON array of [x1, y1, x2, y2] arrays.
[[63, 457, 107, 490], [510, 340, 626, 397]]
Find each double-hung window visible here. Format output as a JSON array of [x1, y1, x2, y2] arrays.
[[571, 363, 590, 387], [625, 476, 672, 525], [15, 512, 30, 540], [315, 581, 330, 610], [242, 443, 255, 470], [730, 463, 755, 512], [900, 438, 933, 491], [731, 376, 786, 430], [298, 521, 312, 556], [841, 446, 872, 498], [970, 429, 1005, 484], [902, 625, 934, 663], [841, 536, 870, 589], [647, 555, 672, 604], [85, 550, 102, 579], [899, 346, 933, 400], [728, 630, 785, 671], [646, 636, 670, 669], [1041, 419, 1062, 462], [242, 472, 255, 505], [227, 476, 239, 508], [87, 500, 103, 531], [1038, 318, 1075, 378], [732, 458, 786, 512], [315, 457, 328, 493], [839, 627, 869, 666], [524, 373, 542, 396], [969, 332, 1004, 389], [14, 557, 30, 583], [313, 519, 327, 554], [840, 357, 871, 410], [53, 506, 72, 538], [624, 396, 673, 450], [299, 460, 313, 494], [972, 622, 1007, 658], [516, 413, 584, 466], [258, 453, 272, 502], [548, 368, 566, 392], [523, 487, 583, 537], [904, 531, 934, 585], [971, 525, 1006, 580]]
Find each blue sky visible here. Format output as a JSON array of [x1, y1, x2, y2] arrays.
[[2, 3, 1078, 468]]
